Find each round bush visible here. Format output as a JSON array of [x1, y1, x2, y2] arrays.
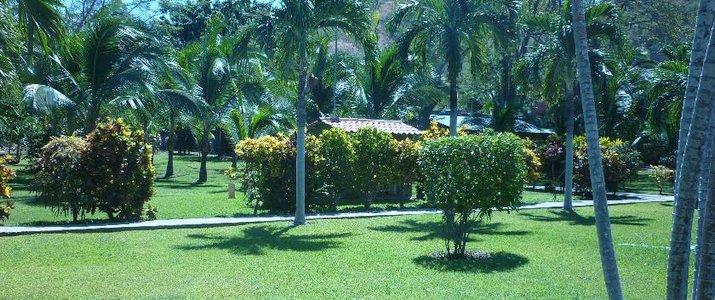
[[35, 136, 89, 221]]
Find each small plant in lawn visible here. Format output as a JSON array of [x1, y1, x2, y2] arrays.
[[35, 136, 90, 221], [144, 204, 158, 220], [649, 165, 674, 195], [421, 134, 527, 259]]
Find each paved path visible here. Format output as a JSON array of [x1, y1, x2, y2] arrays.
[[0, 192, 673, 236]]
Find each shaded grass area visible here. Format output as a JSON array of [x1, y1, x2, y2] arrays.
[[3, 152, 556, 226], [620, 169, 674, 195], [0, 203, 676, 298]]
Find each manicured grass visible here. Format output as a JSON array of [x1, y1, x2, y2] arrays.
[[0, 202, 677, 298], [4, 151, 557, 226], [621, 169, 674, 195]]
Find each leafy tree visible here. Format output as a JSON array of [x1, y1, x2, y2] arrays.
[[351, 127, 397, 208], [266, 0, 374, 225], [420, 134, 526, 258]]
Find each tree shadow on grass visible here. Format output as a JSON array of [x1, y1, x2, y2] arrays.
[[176, 225, 352, 255], [413, 251, 529, 273], [518, 210, 652, 226], [369, 220, 531, 242]]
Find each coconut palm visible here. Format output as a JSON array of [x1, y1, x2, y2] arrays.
[[359, 46, 409, 118], [572, 0, 623, 298], [645, 45, 688, 145], [521, 0, 621, 210], [10, 0, 64, 62], [668, 0, 715, 298], [266, 0, 374, 225], [22, 18, 161, 133]]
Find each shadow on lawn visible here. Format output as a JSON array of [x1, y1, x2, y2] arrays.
[[176, 225, 352, 255], [413, 251, 529, 273], [369, 220, 531, 242], [518, 210, 652, 226]]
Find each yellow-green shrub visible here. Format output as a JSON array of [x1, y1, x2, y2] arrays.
[[0, 155, 15, 221]]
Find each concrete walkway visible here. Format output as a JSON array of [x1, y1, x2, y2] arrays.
[[0, 192, 673, 236]]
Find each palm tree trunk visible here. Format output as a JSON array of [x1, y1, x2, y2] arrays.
[[85, 103, 101, 134], [449, 78, 458, 137], [676, 0, 715, 195], [693, 108, 715, 296], [572, 1, 623, 298], [668, 23, 715, 300], [165, 116, 176, 178], [294, 39, 308, 226], [696, 139, 715, 298], [198, 123, 210, 183], [564, 85, 575, 211]]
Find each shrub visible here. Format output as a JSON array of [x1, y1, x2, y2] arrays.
[[392, 138, 421, 207], [542, 135, 565, 190], [573, 136, 642, 196], [0, 155, 15, 221], [235, 133, 321, 212], [649, 165, 674, 195], [35, 136, 90, 221], [522, 138, 542, 186], [421, 133, 526, 258], [351, 127, 398, 208], [422, 120, 467, 140], [83, 119, 155, 220], [315, 128, 356, 210]]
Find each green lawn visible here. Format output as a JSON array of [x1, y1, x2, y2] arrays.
[[4, 151, 560, 226], [0, 202, 677, 298]]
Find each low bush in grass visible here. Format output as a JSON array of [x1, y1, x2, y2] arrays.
[[393, 138, 421, 207], [0, 155, 15, 221], [35, 119, 155, 221], [314, 128, 356, 210], [573, 136, 641, 196], [420, 133, 527, 258]]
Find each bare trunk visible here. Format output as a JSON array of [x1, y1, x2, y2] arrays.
[[294, 38, 308, 226], [572, 1, 623, 298], [449, 78, 458, 137], [668, 2, 715, 298], [564, 85, 575, 210], [198, 123, 210, 183], [695, 131, 715, 298], [676, 0, 715, 196]]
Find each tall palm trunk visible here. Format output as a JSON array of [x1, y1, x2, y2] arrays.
[[85, 102, 101, 133], [693, 108, 715, 296], [198, 122, 210, 183], [695, 132, 715, 299], [676, 0, 715, 194], [668, 22, 715, 300], [564, 84, 575, 210], [572, 0, 623, 298], [294, 39, 308, 226], [165, 114, 176, 178], [448, 77, 458, 137]]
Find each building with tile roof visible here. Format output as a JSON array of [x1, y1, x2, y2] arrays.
[[309, 117, 422, 140]]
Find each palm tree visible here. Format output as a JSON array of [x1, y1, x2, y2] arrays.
[[389, 0, 507, 136], [267, 0, 374, 225], [646, 45, 688, 146], [359, 46, 409, 118], [572, 0, 623, 298], [11, 0, 64, 63], [22, 18, 160, 133], [668, 1, 715, 298], [522, 0, 620, 210]]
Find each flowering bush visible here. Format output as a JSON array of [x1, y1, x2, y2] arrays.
[[35, 136, 89, 221], [0, 155, 15, 221], [422, 121, 468, 140], [35, 119, 155, 221], [83, 119, 155, 220], [649, 165, 674, 195], [573, 136, 642, 195]]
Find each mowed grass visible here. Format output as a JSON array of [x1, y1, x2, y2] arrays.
[[0, 202, 677, 299], [4, 151, 560, 226]]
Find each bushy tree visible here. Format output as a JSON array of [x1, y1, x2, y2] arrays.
[[351, 127, 398, 208], [315, 128, 356, 211], [420, 133, 526, 258]]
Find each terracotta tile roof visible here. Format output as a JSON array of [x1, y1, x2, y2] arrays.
[[315, 117, 422, 136]]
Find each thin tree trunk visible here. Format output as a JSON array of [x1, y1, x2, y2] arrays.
[[564, 85, 575, 211], [165, 115, 176, 178], [668, 16, 715, 300], [449, 78, 458, 137], [294, 38, 308, 226], [676, 0, 715, 195], [572, 1, 623, 299], [198, 123, 210, 183]]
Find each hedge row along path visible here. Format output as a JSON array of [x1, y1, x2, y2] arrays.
[[0, 191, 672, 236]]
